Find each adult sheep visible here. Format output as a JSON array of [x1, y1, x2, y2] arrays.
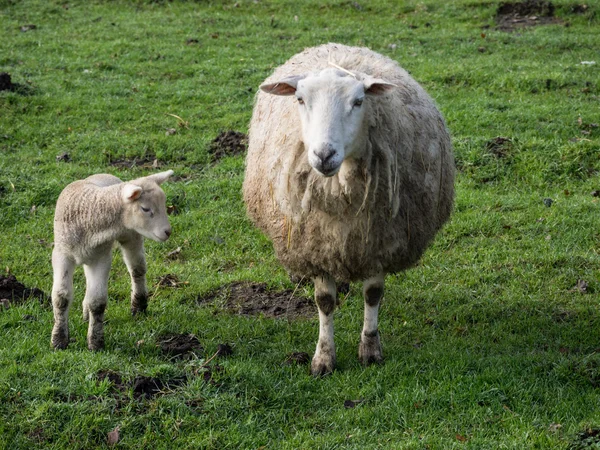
[[243, 43, 454, 376]]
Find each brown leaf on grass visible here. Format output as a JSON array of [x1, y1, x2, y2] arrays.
[[155, 274, 187, 288], [344, 399, 364, 409], [456, 434, 467, 442], [107, 426, 120, 446]]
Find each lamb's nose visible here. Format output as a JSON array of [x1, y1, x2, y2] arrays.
[[164, 228, 172, 239]]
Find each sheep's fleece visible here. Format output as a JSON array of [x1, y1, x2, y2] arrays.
[[243, 43, 454, 282]]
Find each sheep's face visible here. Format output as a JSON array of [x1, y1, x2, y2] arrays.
[[121, 170, 173, 242], [261, 69, 395, 177]]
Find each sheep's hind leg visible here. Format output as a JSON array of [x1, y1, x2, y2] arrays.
[[311, 274, 337, 376], [359, 273, 384, 365], [119, 235, 147, 315], [51, 250, 75, 349], [83, 253, 111, 351]]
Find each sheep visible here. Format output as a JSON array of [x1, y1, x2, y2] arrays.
[[243, 43, 454, 376], [51, 170, 174, 350]]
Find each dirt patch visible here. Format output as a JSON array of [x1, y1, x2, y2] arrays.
[[197, 281, 316, 319], [196, 364, 224, 386], [0, 275, 48, 306], [283, 351, 310, 366], [208, 130, 247, 161], [485, 136, 513, 158], [157, 333, 202, 358], [495, 0, 561, 31], [216, 343, 233, 357], [96, 370, 188, 398], [571, 428, 600, 449], [97, 370, 125, 389], [131, 375, 188, 398], [0, 72, 12, 91]]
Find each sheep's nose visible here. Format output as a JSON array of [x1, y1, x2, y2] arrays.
[[315, 144, 336, 165], [164, 228, 172, 239]]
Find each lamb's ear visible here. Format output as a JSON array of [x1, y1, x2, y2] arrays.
[[260, 75, 307, 96], [147, 170, 174, 185], [122, 184, 143, 202], [363, 75, 397, 95]]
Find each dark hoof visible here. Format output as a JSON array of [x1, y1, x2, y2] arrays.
[[51, 330, 69, 350], [87, 338, 105, 351], [311, 354, 336, 377], [359, 332, 383, 366]]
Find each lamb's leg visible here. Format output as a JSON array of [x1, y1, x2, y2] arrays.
[[82, 253, 111, 351], [51, 250, 75, 349], [359, 273, 385, 365], [119, 236, 147, 315], [311, 274, 337, 376]]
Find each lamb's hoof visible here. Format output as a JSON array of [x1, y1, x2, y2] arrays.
[[87, 338, 105, 351], [131, 306, 147, 316], [51, 329, 69, 350], [359, 331, 383, 366], [311, 353, 336, 377]]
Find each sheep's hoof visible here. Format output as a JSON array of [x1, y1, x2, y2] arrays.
[[359, 331, 383, 366], [131, 306, 147, 316], [311, 353, 336, 377]]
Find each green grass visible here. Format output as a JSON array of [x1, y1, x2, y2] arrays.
[[1, 0, 600, 448]]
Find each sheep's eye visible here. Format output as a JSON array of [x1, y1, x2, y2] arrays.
[[353, 98, 364, 107], [141, 206, 151, 213], [296, 97, 304, 105]]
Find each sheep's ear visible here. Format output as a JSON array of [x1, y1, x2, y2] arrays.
[[260, 75, 307, 96], [147, 170, 174, 185], [363, 76, 397, 95], [122, 184, 143, 202]]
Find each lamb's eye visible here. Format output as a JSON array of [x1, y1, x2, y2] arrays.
[[297, 97, 304, 105], [353, 98, 364, 107], [141, 206, 151, 213]]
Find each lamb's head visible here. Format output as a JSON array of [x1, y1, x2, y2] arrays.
[[121, 170, 174, 242], [261, 68, 395, 177]]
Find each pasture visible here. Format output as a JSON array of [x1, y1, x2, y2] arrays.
[[1, 0, 599, 448]]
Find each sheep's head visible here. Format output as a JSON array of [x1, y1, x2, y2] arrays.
[[260, 68, 395, 177], [121, 170, 174, 242]]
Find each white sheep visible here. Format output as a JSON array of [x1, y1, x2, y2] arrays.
[[51, 170, 174, 350], [243, 43, 455, 375]]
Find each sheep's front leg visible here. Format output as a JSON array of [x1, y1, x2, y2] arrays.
[[311, 274, 337, 376], [359, 273, 384, 365], [82, 253, 111, 351], [119, 236, 147, 315], [51, 250, 75, 349]]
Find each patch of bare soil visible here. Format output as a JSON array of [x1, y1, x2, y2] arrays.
[[572, 428, 600, 449], [131, 375, 188, 398], [198, 281, 316, 319], [495, 0, 561, 31], [0, 72, 12, 91], [157, 333, 202, 358], [208, 130, 248, 161], [485, 136, 513, 158], [0, 275, 48, 306], [96, 370, 188, 399]]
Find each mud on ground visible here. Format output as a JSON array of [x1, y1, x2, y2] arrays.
[[208, 131, 248, 161], [197, 281, 316, 319], [495, 0, 561, 31], [0, 275, 48, 306]]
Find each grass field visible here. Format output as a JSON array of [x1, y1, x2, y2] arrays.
[[1, 0, 600, 448]]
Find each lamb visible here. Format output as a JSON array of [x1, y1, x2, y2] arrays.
[[51, 170, 174, 350], [243, 43, 455, 376]]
